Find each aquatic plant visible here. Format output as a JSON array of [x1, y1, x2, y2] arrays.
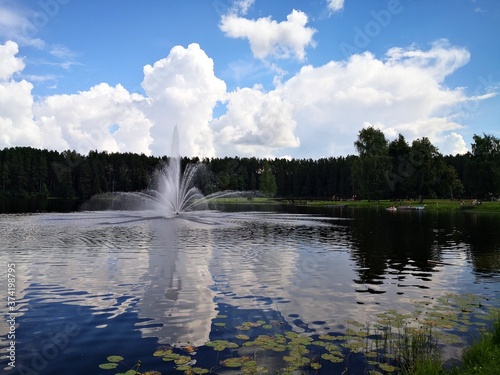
[[98, 294, 498, 374]]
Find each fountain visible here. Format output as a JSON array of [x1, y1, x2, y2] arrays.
[[81, 126, 245, 217], [139, 126, 207, 216]]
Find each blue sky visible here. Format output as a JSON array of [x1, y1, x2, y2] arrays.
[[1, 0, 499, 158]]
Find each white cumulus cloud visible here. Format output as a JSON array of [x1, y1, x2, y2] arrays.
[[230, 0, 255, 15], [220, 9, 316, 61], [327, 0, 345, 13], [0, 39, 491, 159], [142, 43, 226, 157], [0, 40, 25, 80], [221, 41, 475, 158], [34, 83, 153, 155], [0, 41, 42, 148], [212, 85, 300, 157]]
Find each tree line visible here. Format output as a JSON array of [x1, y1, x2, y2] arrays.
[[0, 130, 498, 201]]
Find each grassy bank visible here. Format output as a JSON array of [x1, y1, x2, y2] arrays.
[[212, 197, 500, 213], [406, 313, 500, 375], [320, 199, 500, 213]]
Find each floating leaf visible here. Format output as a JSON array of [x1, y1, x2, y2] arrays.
[[162, 352, 181, 361], [310, 362, 322, 370], [242, 360, 257, 368], [192, 368, 209, 374], [99, 363, 118, 370], [153, 348, 173, 357], [378, 363, 397, 372], [345, 319, 365, 328], [272, 345, 286, 352], [214, 322, 226, 327], [236, 334, 250, 340], [275, 334, 286, 344], [216, 314, 227, 318], [175, 365, 191, 371], [290, 335, 313, 345], [174, 355, 191, 365], [236, 325, 251, 330], [312, 340, 327, 347], [107, 355, 124, 362], [321, 353, 343, 363], [262, 324, 273, 329], [221, 356, 252, 368], [242, 365, 268, 374], [205, 340, 238, 351]]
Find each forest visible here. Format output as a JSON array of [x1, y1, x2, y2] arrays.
[[0, 129, 499, 201]]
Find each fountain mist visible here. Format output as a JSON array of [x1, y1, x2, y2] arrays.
[[82, 126, 245, 217]]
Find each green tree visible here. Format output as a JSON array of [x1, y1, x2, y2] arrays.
[[386, 134, 411, 198], [434, 160, 463, 199], [407, 138, 441, 200], [352, 127, 391, 199], [259, 160, 277, 197], [466, 133, 500, 197]]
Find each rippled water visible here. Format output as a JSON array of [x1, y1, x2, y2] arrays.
[[0, 206, 499, 374]]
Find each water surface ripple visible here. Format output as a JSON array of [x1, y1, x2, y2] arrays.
[[0, 207, 499, 374]]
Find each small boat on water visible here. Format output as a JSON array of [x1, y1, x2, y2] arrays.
[[397, 205, 426, 210], [386, 206, 397, 211]]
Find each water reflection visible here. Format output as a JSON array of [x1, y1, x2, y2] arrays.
[[0, 207, 499, 374]]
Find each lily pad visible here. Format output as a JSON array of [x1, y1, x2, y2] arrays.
[[221, 356, 251, 368], [205, 340, 238, 351], [378, 363, 397, 372], [153, 348, 173, 357], [174, 355, 191, 365], [162, 352, 181, 361], [192, 368, 209, 374], [321, 353, 344, 363], [99, 363, 118, 370], [107, 355, 124, 362], [310, 362, 322, 370]]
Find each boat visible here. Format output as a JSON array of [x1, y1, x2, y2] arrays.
[[397, 205, 426, 210]]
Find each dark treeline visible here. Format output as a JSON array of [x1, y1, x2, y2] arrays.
[[0, 130, 498, 201]]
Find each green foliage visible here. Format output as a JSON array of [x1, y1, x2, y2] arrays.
[[353, 127, 392, 199], [258, 160, 277, 197], [97, 294, 499, 375], [1, 131, 497, 202]]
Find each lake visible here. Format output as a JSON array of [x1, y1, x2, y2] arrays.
[[1, 204, 499, 374]]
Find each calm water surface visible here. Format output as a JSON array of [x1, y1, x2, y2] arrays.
[[0, 205, 499, 374]]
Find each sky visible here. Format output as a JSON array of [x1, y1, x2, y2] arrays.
[[0, 0, 499, 159]]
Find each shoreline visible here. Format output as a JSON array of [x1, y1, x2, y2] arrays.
[[212, 197, 500, 213]]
